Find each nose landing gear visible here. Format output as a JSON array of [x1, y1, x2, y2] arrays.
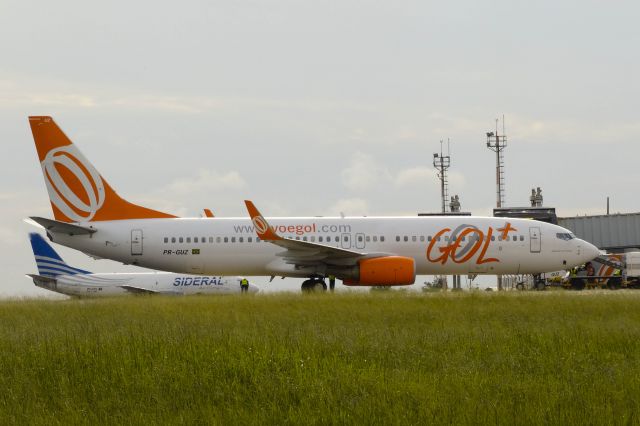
[[533, 274, 546, 291]]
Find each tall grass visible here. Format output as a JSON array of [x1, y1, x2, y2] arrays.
[[0, 291, 639, 425]]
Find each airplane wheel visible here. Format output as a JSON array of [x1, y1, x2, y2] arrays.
[[314, 281, 327, 291], [301, 280, 314, 292], [608, 277, 622, 290], [301, 280, 327, 292], [570, 279, 585, 291]]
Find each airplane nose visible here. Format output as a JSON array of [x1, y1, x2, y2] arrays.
[[581, 240, 600, 262]]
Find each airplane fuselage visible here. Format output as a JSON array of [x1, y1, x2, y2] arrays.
[[33, 272, 257, 297], [47, 216, 598, 280]]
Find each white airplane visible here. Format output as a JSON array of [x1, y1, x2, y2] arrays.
[[27, 232, 259, 297], [27, 116, 600, 291]]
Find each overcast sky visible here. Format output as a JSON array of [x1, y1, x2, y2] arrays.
[[1, 0, 639, 297]]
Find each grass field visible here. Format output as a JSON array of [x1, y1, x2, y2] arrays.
[[1, 291, 639, 425]]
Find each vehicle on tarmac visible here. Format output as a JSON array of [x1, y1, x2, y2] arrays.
[[27, 233, 258, 297], [27, 116, 600, 291], [561, 252, 640, 290]]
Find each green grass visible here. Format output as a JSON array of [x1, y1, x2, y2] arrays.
[[1, 291, 639, 425]]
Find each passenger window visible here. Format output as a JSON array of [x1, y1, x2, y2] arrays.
[[491, 236, 495, 241], [420, 236, 424, 242], [335, 236, 339, 242], [194, 237, 198, 243], [520, 235, 524, 241], [428, 236, 432, 241], [343, 236, 348, 241], [171, 237, 176, 243], [239, 237, 243, 243], [303, 236, 308, 241], [209, 237, 213, 243], [358, 236, 363, 242], [164, 237, 168, 243], [396, 236, 400, 242], [224, 237, 228, 243], [366, 236, 370, 242], [256, 237, 260, 242], [512, 236, 517, 241], [319, 236, 323, 242], [373, 236, 377, 242], [412, 236, 416, 242], [248, 237, 253, 242], [311, 236, 316, 242], [436, 237, 441, 242], [216, 237, 221, 243], [231, 237, 236, 243], [381, 236, 385, 242], [187, 237, 192, 243], [179, 237, 184, 243], [403, 236, 408, 242]]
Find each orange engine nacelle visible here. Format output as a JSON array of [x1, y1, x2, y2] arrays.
[[343, 256, 416, 286]]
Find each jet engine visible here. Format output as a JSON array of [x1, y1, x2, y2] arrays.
[[342, 256, 416, 286]]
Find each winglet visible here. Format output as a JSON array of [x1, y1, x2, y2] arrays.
[[203, 208, 214, 218], [244, 200, 282, 241]]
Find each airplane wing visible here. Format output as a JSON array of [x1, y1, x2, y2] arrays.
[[244, 200, 388, 267], [119, 285, 181, 295], [28, 217, 96, 235]]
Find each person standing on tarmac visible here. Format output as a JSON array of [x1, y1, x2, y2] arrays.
[[240, 278, 250, 293]]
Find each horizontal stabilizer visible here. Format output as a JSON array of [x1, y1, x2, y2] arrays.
[[26, 274, 58, 292], [26, 274, 56, 284], [28, 217, 96, 235]]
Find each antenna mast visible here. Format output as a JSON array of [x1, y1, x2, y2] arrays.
[[486, 116, 507, 208], [433, 139, 451, 213]]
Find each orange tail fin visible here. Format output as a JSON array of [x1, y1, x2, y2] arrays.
[[28, 116, 176, 222], [244, 200, 282, 241]]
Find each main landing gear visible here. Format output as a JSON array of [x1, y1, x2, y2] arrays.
[[301, 278, 327, 292]]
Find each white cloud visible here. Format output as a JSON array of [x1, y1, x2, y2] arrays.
[[394, 167, 435, 187], [341, 152, 388, 191], [165, 169, 247, 195], [448, 171, 467, 190], [325, 198, 369, 216]]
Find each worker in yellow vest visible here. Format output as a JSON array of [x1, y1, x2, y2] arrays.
[[240, 278, 249, 293]]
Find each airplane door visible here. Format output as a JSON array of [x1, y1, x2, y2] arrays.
[[131, 229, 143, 255], [341, 233, 351, 249], [355, 233, 365, 249], [529, 227, 541, 253]]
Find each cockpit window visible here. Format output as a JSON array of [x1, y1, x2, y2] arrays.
[[556, 233, 574, 241]]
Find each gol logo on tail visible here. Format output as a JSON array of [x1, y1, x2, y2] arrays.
[[41, 145, 105, 222], [252, 216, 269, 234]]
